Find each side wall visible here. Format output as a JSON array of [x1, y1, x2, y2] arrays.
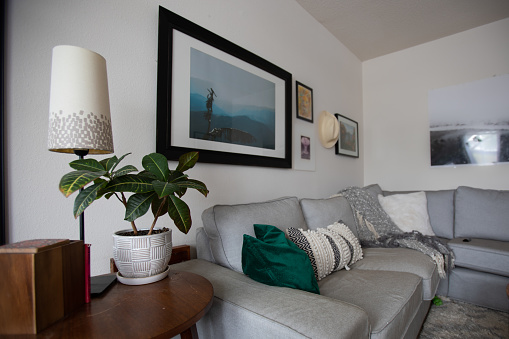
[[5, 0, 363, 274], [363, 18, 509, 191]]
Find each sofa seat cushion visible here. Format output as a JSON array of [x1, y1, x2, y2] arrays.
[[350, 248, 439, 300], [201, 197, 307, 273], [319, 269, 422, 339], [455, 186, 509, 241], [173, 259, 371, 338], [448, 238, 509, 277]]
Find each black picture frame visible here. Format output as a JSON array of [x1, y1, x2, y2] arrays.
[[156, 7, 292, 168], [296, 81, 313, 123], [335, 114, 359, 158]]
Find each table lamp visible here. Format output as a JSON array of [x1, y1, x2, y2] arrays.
[[48, 45, 115, 300]]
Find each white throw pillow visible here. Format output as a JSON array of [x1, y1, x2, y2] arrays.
[[377, 192, 436, 236]]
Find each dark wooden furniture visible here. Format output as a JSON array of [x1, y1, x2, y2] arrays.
[[0, 240, 85, 335], [8, 271, 213, 339]]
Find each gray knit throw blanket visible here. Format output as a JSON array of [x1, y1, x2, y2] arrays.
[[338, 187, 455, 278]]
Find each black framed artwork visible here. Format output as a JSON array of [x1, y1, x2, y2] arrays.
[[335, 114, 359, 158], [156, 7, 293, 168], [296, 81, 313, 123]]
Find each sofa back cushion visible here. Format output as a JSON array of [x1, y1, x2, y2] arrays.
[[383, 189, 455, 239], [455, 186, 509, 241], [201, 197, 307, 273], [424, 190, 455, 239], [300, 196, 357, 236]]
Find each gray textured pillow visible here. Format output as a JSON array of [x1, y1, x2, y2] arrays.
[[300, 196, 357, 236]]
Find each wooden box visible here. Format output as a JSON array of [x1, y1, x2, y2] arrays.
[[0, 239, 85, 334]]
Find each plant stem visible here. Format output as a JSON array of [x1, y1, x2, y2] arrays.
[[148, 196, 168, 235], [121, 193, 138, 236]]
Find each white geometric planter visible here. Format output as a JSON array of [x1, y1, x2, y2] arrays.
[[113, 228, 172, 282]]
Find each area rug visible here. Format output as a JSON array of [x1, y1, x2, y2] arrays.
[[419, 296, 509, 338]]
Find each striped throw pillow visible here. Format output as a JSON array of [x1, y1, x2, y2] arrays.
[[286, 222, 363, 280]]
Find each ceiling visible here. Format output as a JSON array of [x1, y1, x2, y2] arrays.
[[295, 0, 509, 61]]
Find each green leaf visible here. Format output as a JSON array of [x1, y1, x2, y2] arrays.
[[176, 179, 209, 197], [168, 171, 187, 183], [125, 192, 157, 222], [112, 165, 137, 178], [142, 153, 169, 182], [105, 174, 154, 193], [151, 196, 168, 218], [176, 187, 187, 198], [110, 153, 131, 173], [100, 156, 119, 172], [152, 180, 179, 198], [176, 152, 199, 173], [168, 195, 192, 234], [432, 296, 443, 306], [104, 192, 115, 199], [73, 181, 107, 218], [69, 159, 104, 172], [137, 170, 157, 180], [59, 170, 106, 197]]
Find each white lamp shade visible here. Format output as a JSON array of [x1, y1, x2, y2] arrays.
[[48, 45, 114, 154]]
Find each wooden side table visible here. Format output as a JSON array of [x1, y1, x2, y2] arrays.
[[12, 271, 213, 339]]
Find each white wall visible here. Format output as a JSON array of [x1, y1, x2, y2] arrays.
[[363, 18, 509, 191], [5, 0, 363, 275]]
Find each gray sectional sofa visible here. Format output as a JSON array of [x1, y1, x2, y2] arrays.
[[172, 185, 509, 338]]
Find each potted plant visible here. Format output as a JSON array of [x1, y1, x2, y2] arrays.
[[59, 151, 208, 284]]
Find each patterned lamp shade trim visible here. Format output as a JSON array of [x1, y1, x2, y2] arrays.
[[48, 45, 114, 154]]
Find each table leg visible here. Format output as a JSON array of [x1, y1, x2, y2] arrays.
[[180, 324, 199, 339]]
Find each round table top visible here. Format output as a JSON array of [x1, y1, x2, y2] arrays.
[[35, 270, 214, 338]]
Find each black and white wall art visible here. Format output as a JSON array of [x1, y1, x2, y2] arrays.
[[429, 74, 509, 166]]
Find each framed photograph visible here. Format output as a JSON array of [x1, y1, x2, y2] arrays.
[[300, 136, 311, 160], [293, 123, 315, 171], [296, 81, 313, 122], [157, 7, 292, 168], [335, 114, 359, 158]]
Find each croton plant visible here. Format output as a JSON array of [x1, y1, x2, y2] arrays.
[[59, 152, 208, 235]]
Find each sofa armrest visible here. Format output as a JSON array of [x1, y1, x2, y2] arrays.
[[171, 259, 370, 338], [196, 227, 215, 263]]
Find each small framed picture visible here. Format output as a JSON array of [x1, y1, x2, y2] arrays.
[[300, 135, 311, 160], [296, 81, 313, 123], [335, 114, 359, 158]]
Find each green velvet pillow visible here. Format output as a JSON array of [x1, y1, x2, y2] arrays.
[[241, 224, 320, 294]]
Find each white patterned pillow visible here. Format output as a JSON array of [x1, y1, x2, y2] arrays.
[[286, 222, 363, 280], [327, 222, 363, 264], [377, 192, 436, 236]]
